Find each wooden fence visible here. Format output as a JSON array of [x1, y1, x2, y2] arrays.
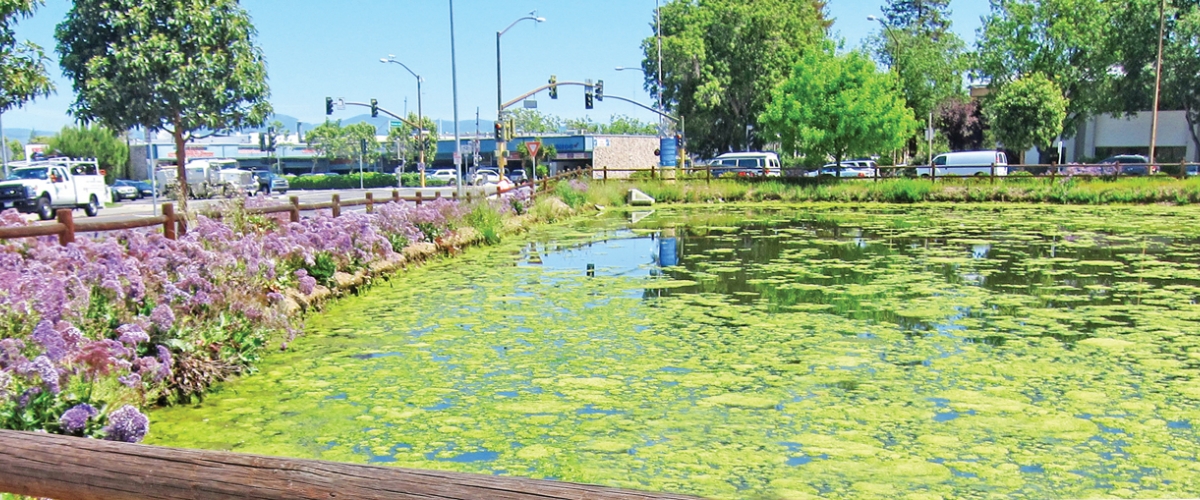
[[0, 169, 589, 247], [0, 430, 701, 500]]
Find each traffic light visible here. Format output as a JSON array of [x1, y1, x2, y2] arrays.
[[595, 80, 604, 101], [268, 127, 276, 151], [258, 132, 266, 151], [325, 97, 333, 115], [370, 99, 379, 118], [548, 75, 558, 99], [505, 118, 515, 141], [494, 121, 504, 142], [584, 83, 594, 110]]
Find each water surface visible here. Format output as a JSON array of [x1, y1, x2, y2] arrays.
[[149, 204, 1200, 498]]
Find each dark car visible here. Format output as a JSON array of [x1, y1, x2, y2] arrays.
[[1100, 154, 1156, 176], [111, 179, 154, 200]]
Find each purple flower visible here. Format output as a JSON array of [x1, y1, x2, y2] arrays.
[[102, 405, 149, 443], [267, 292, 284, 303], [0, 371, 11, 402], [0, 338, 26, 370], [118, 372, 142, 389], [149, 304, 175, 332], [116, 324, 150, 346], [295, 269, 316, 295], [32, 320, 68, 362], [59, 403, 99, 434], [31, 355, 60, 394], [18, 387, 41, 408], [156, 346, 173, 382]]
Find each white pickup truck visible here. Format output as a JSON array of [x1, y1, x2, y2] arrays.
[[0, 158, 109, 220]]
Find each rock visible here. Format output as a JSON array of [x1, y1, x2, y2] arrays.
[[332, 272, 357, 290], [628, 188, 655, 206], [403, 242, 438, 261]]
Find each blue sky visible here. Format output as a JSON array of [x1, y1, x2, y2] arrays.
[[5, 0, 989, 133]]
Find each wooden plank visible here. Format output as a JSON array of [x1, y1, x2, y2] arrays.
[[0, 222, 67, 240], [0, 430, 703, 500], [76, 216, 168, 233]]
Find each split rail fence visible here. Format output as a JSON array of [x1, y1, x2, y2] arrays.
[[591, 162, 1200, 183], [0, 169, 589, 247]]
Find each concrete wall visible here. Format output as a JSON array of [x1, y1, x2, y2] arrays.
[[590, 136, 659, 179]]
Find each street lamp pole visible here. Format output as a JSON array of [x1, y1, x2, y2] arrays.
[[868, 15, 927, 166], [1149, 0, 1166, 165], [496, 12, 544, 179], [449, 0, 463, 196], [380, 56, 425, 183]]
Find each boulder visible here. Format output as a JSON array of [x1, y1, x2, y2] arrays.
[[628, 188, 655, 206]]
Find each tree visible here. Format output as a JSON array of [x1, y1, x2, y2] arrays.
[[0, 1, 54, 116], [305, 121, 380, 170], [56, 0, 271, 211], [48, 125, 130, 183], [645, 0, 829, 156], [606, 114, 658, 135], [516, 141, 557, 178], [1164, 5, 1200, 160], [983, 73, 1069, 162], [508, 109, 562, 134], [872, 0, 966, 125], [564, 116, 603, 134], [386, 113, 438, 169], [974, 0, 1113, 138], [935, 98, 985, 151], [7, 139, 23, 161], [759, 47, 917, 170]]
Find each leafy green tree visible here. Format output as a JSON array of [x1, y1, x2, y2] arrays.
[[7, 138, 23, 161], [0, 1, 54, 116], [1164, 5, 1200, 159], [48, 125, 130, 183], [306, 121, 380, 168], [606, 114, 658, 135], [759, 47, 917, 170], [516, 141, 557, 177], [508, 109, 562, 134], [974, 0, 1113, 137], [983, 73, 1069, 162], [386, 113, 437, 168], [872, 0, 966, 122], [646, 0, 829, 156], [565, 116, 603, 134], [56, 0, 271, 211]]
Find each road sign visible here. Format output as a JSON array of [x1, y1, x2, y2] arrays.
[[523, 99, 538, 109], [526, 142, 541, 158], [390, 120, 404, 129], [453, 152, 462, 165]]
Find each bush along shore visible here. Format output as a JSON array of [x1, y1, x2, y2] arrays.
[[0, 184, 593, 443], [584, 176, 1200, 205]]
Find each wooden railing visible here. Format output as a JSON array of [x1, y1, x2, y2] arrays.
[[0, 169, 593, 247], [0, 429, 701, 500]]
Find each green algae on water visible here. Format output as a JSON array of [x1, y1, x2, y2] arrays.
[[148, 204, 1200, 499]]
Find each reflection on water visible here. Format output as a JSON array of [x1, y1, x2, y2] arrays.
[[148, 205, 1200, 499]]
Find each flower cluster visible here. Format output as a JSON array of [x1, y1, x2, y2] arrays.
[[0, 197, 496, 441]]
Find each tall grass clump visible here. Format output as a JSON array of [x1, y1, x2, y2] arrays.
[[555, 180, 588, 209], [464, 203, 503, 244]]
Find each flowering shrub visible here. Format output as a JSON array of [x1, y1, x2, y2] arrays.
[[0, 195, 526, 442]]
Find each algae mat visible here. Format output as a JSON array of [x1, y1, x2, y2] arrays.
[[148, 204, 1200, 499]]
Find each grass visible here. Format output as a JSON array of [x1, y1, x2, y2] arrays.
[[583, 176, 1200, 206]]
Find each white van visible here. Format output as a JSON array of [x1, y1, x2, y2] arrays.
[[915, 151, 1008, 177], [712, 151, 782, 177]]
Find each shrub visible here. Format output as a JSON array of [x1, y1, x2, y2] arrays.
[[464, 203, 503, 245], [287, 172, 398, 190], [555, 181, 587, 209]]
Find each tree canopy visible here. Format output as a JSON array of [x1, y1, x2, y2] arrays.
[[0, 0, 53, 114], [56, 0, 271, 209], [983, 73, 1069, 159], [872, 0, 965, 121], [306, 121, 380, 166], [386, 113, 438, 168], [645, 0, 829, 156], [759, 46, 917, 168], [47, 125, 129, 183]]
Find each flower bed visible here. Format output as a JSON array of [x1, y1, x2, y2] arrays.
[[0, 188, 545, 442]]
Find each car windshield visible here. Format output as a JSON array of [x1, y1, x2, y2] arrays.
[[7, 168, 49, 180]]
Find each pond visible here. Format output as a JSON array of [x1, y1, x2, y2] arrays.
[[147, 203, 1200, 499]]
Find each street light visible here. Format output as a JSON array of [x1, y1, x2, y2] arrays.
[[496, 11, 543, 179], [869, 15, 931, 166], [380, 55, 426, 179], [617, 65, 664, 135]]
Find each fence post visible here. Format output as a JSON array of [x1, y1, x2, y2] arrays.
[[603, 165, 608, 182], [651, 164, 656, 180], [435, 190, 442, 200], [366, 192, 374, 214], [392, 189, 400, 203], [416, 191, 423, 206], [466, 190, 473, 204], [706, 164, 711, 185], [990, 162, 996, 184], [56, 209, 74, 246], [289, 196, 300, 223], [1050, 163, 1057, 182], [1181, 160, 1188, 179], [331, 194, 341, 218], [162, 203, 176, 240]]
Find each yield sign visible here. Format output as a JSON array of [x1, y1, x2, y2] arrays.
[[525, 141, 541, 158]]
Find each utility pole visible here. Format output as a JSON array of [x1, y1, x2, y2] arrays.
[[1149, 0, 1166, 165]]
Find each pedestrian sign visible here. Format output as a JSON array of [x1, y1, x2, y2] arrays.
[[526, 142, 540, 158]]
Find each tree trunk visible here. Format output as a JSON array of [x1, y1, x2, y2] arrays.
[[173, 120, 189, 213], [1186, 109, 1200, 162]]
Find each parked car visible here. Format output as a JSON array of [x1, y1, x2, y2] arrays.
[[805, 161, 877, 178], [506, 168, 529, 183], [711, 151, 782, 176], [1100, 154, 1156, 176], [110, 180, 140, 201], [472, 168, 501, 185], [126, 180, 155, 198], [252, 170, 289, 194], [915, 151, 1009, 177], [428, 169, 458, 184]]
